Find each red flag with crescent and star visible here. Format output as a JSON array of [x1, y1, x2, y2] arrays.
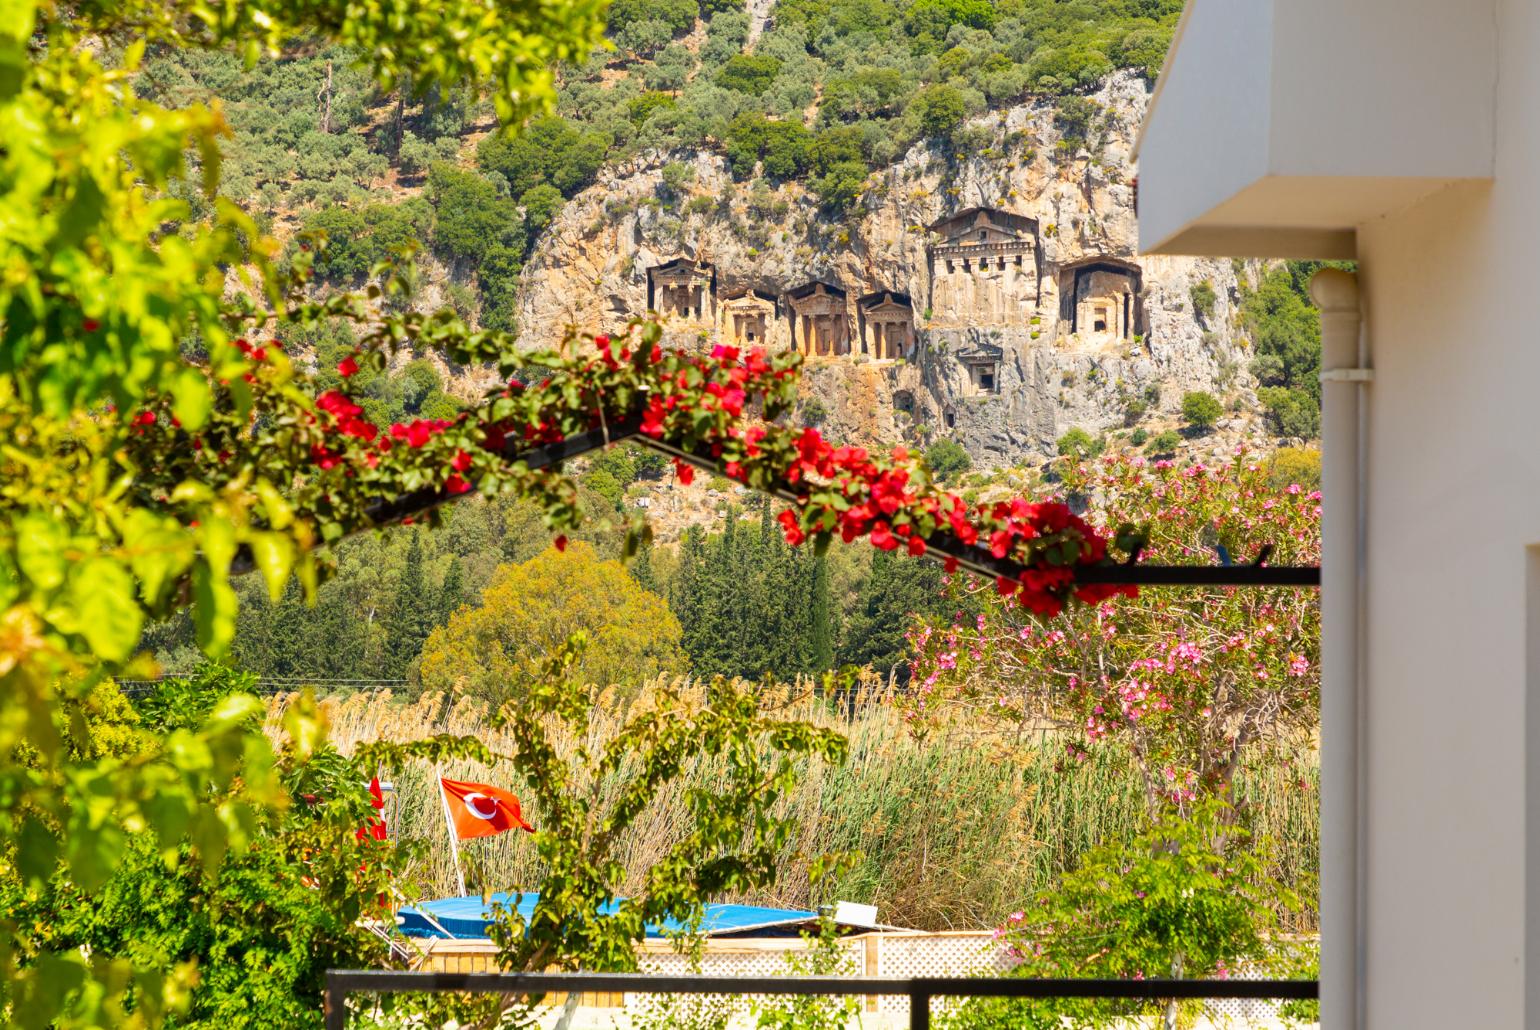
[[439, 777, 535, 840]]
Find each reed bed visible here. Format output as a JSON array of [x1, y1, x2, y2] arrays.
[[269, 678, 1319, 932]]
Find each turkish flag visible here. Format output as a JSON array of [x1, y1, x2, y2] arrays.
[[356, 776, 388, 842], [440, 777, 535, 840]]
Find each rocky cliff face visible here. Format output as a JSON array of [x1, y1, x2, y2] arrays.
[[515, 73, 1263, 466]]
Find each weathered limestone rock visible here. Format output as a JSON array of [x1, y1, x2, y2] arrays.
[[513, 73, 1265, 466]]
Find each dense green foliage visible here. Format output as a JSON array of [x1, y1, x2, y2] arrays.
[[300, 201, 433, 285], [2, 0, 610, 1020], [1189, 278, 1217, 321], [418, 542, 687, 701], [670, 503, 838, 680], [1242, 261, 1341, 440], [1056, 426, 1105, 459], [1180, 389, 1223, 431], [942, 804, 1298, 1030], [923, 438, 972, 482], [3, 667, 404, 1029]]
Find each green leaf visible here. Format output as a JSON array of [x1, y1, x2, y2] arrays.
[[169, 365, 212, 430], [16, 954, 86, 1030], [16, 815, 59, 884], [123, 509, 193, 605], [52, 173, 105, 250], [249, 531, 293, 602], [192, 560, 238, 656], [68, 557, 143, 661], [66, 820, 124, 893], [15, 512, 67, 591]]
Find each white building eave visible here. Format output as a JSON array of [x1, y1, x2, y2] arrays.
[[1135, 0, 1495, 258]]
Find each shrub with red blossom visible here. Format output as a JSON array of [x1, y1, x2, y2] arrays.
[[125, 323, 1137, 619]]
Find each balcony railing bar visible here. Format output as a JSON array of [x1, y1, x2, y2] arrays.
[[323, 969, 1320, 1030]]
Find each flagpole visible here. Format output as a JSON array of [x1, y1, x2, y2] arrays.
[[435, 767, 467, 897]]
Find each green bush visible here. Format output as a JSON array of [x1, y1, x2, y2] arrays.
[[724, 113, 813, 181], [1146, 430, 1181, 455], [715, 53, 782, 95], [911, 83, 968, 141], [584, 467, 625, 510], [1244, 261, 1332, 438], [427, 163, 521, 266], [924, 438, 972, 482], [1190, 278, 1218, 320], [476, 116, 608, 198], [628, 90, 677, 124], [905, 0, 997, 53], [1181, 390, 1223, 431], [1052, 95, 1099, 150], [299, 200, 431, 284], [1056, 427, 1105, 460], [607, 0, 697, 53], [1129, 427, 1148, 447], [1259, 385, 1321, 439]]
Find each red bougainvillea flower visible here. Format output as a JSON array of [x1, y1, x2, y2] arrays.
[[777, 509, 805, 546], [175, 322, 1124, 624]]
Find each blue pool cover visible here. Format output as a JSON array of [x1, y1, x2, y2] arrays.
[[398, 894, 820, 940]]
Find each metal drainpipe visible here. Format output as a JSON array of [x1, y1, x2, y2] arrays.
[[1313, 268, 1368, 1030]]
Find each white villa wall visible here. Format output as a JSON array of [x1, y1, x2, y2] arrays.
[[1350, 6, 1540, 1026]]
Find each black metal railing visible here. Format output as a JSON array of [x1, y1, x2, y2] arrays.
[[323, 970, 1318, 1030]]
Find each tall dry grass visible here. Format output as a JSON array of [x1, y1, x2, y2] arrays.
[[269, 677, 1318, 932]]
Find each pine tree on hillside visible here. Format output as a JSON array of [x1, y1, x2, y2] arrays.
[[839, 548, 953, 680], [672, 500, 839, 681], [382, 529, 434, 679], [808, 553, 835, 672], [437, 555, 465, 624]]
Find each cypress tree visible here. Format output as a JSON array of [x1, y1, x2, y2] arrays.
[[382, 529, 433, 678], [675, 525, 708, 665], [808, 553, 835, 672], [437, 555, 466, 624], [630, 538, 659, 594]]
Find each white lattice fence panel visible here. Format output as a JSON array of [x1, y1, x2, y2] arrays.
[[625, 938, 871, 1020], [867, 932, 1006, 1018]]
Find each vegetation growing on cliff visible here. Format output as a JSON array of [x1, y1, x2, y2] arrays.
[[138, 0, 1184, 329]]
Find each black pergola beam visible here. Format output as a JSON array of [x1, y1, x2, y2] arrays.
[[349, 420, 1320, 590]]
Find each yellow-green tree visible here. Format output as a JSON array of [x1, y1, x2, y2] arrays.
[[419, 542, 685, 700]]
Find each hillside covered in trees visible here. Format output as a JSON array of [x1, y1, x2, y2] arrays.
[[133, 0, 1329, 687], [136, 0, 1183, 330]]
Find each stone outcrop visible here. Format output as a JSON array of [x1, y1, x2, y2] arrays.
[[513, 73, 1262, 466]]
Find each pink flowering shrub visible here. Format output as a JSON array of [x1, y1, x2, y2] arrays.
[[906, 451, 1320, 814]]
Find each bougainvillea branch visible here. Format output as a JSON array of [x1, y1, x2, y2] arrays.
[[124, 320, 1311, 620], [125, 320, 1146, 618]]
